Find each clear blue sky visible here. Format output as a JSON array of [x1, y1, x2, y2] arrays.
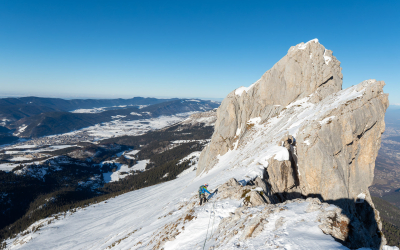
[[0, 0, 399, 103]]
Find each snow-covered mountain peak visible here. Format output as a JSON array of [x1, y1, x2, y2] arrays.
[[293, 38, 320, 50]]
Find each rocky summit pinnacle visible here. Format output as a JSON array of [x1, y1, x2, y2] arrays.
[[197, 39, 344, 172], [196, 39, 389, 249]]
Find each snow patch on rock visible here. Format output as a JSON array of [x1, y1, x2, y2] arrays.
[[297, 38, 319, 50], [235, 79, 260, 96]]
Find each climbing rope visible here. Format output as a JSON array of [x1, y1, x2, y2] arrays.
[[202, 204, 213, 250], [202, 190, 218, 250], [209, 198, 217, 240]]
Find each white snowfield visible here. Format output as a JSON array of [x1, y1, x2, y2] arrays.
[[0, 163, 18, 172], [123, 149, 139, 160], [71, 107, 106, 113], [13, 124, 28, 136], [5, 81, 398, 250], [70, 104, 146, 114], [4, 145, 75, 155], [100, 159, 150, 183], [82, 112, 198, 139]]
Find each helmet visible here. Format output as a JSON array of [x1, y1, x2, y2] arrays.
[[205, 183, 209, 187]]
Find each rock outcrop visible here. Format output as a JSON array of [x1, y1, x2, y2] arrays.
[[196, 39, 389, 249], [197, 39, 343, 174]]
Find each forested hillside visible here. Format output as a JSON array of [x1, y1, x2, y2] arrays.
[[0, 121, 213, 243], [372, 196, 400, 247]]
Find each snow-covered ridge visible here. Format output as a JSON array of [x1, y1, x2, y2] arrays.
[[235, 79, 260, 96], [202, 81, 368, 178], [297, 38, 319, 50]]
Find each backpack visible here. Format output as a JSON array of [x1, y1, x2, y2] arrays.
[[198, 185, 205, 195]]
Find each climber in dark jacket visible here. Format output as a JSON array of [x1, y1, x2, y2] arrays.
[[198, 184, 211, 205]]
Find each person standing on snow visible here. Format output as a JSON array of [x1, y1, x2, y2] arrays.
[[199, 184, 211, 205]]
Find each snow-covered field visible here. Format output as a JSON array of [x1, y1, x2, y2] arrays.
[[70, 104, 151, 114], [4, 80, 397, 250], [102, 159, 150, 183], [8, 156, 32, 162], [171, 139, 210, 144], [61, 111, 198, 140], [71, 107, 107, 113], [130, 159, 149, 172], [3, 145, 75, 154], [123, 149, 139, 160], [13, 125, 27, 136], [0, 163, 18, 172]]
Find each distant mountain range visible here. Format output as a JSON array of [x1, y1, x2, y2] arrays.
[[388, 105, 400, 110], [0, 96, 220, 141], [386, 108, 400, 128], [0, 96, 178, 121]]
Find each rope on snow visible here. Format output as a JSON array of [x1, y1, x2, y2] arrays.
[[202, 190, 218, 250]]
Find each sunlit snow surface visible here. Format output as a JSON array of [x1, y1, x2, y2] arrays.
[[5, 81, 398, 250], [6, 162, 394, 250]]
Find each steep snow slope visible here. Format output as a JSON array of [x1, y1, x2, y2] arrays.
[[2, 164, 364, 250], [5, 80, 398, 249]]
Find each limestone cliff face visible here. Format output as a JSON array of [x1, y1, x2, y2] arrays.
[[196, 39, 389, 249], [197, 39, 343, 174], [295, 80, 387, 202], [268, 80, 388, 248]]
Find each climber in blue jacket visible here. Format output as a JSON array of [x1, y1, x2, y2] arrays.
[[198, 184, 211, 205]]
